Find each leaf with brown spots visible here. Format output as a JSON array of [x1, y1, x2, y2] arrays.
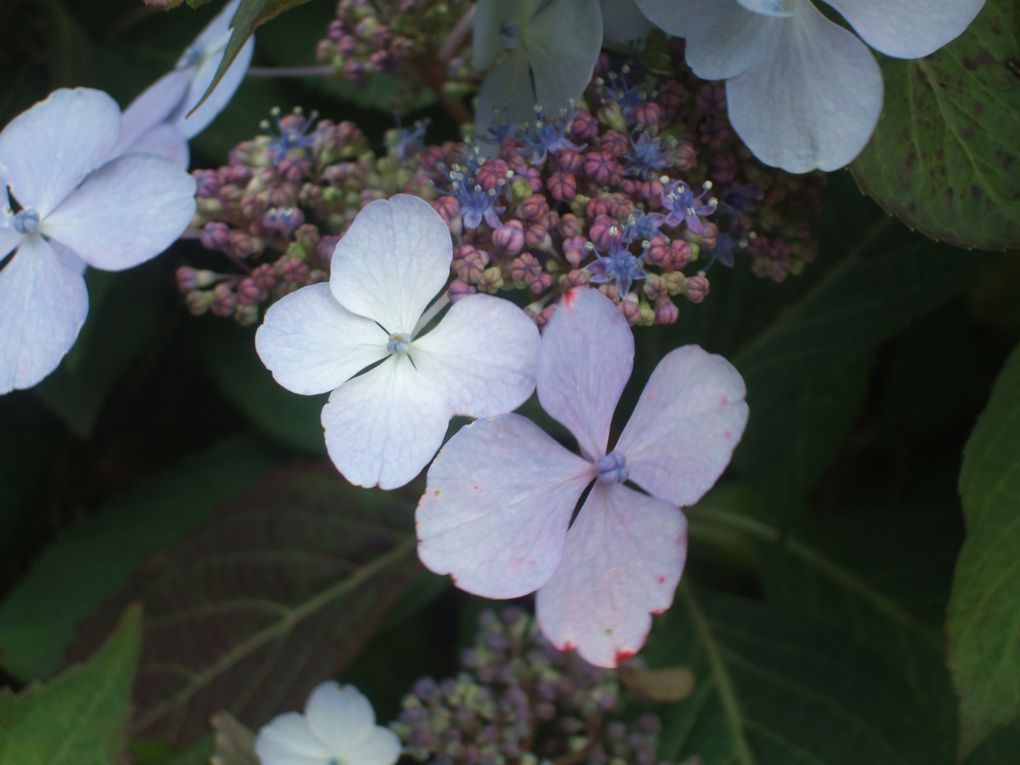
[[70, 466, 419, 746], [852, 0, 1020, 251]]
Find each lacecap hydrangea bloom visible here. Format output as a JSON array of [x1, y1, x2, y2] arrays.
[[0, 88, 197, 395], [417, 287, 748, 666], [635, 0, 985, 172], [255, 194, 540, 490], [255, 682, 400, 765], [117, 0, 255, 166]]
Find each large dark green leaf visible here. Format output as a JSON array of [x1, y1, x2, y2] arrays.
[[947, 342, 1020, 756], [852, 0, 1020, 250], [0, 607, 141, 765]]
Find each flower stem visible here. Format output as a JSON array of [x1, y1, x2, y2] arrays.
[[246, 65, 335, 79]]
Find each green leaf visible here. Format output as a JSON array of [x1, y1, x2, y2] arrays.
[[0, 606, 141, 765], [852, 0, 1020, 250], [947, 342, 1020, 755], [646, 587, 944, 764], [71, 467, 420, 744], [0, 435, 277, 681], [731, 242, 987, 508]]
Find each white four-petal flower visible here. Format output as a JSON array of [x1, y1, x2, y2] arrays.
[[255, 682, 401, 765], [635, 0, 985, 172], [116, 0, 255, 165], [255, 194, 541, 490], [0, 88, 197, 395], [417, 287, 749, 667]]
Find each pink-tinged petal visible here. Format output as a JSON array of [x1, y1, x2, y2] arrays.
[[116, 71, 190, 154], [255, 283, 390, 395], [43, 154, 197, 272], [536, 483, 687, 667], [537, 288, 633, 461], [684, 0, 781, 81], [0, 238, 88, 394], [344, 726, 401, 765], [254, 711, 333, 764], [823, 0, 984, 59], [615, 345, 748, 507], [411, 294, 540, 417], [329, 195, 452, 334], [0, 88, 120, 217], [176, 36, 255, 139], [305, 683, 376, 757], [726, 1, 883, 173], [123, 124, 190, 167], [322, 355, 451, 490], [417, 414, 595, 598]]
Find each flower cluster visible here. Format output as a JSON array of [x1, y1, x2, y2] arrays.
[[393, 608, 680, 765], [181, 37, 823, 327]]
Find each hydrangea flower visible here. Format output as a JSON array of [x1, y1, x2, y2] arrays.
[[417, 287, 749, 666], [116, 0, 255, 165], [635, 0, 985, 172], [255, 194, 540, 490], [255, 682, 400, 765], [0, 88, 197, 395]]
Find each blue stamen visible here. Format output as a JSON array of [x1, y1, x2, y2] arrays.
[[596, 452, 629, 484], [387, 333, 411, 354], [13, 209, 39, 235]]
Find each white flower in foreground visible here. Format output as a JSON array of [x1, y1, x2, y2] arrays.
[[255, 194, 540, 490], [116, 0, 255, 165], [634, 0, 985, 172], [255, 682, 400, 765], [0, 88, 197, 395]]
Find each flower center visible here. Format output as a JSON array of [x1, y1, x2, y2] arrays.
[[499, 20, 519, 50], [596, 451, 629, 484], [387, 333, 411, 354], [13, 209, 39, 235]]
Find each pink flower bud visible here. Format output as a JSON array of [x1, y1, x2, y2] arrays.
[[519, 194, 549, 221], [600, 130, 629, 158], [477, 159, 511, 191], [634, 101, 663, 128], [548, 172, 577, 202], [589, 215, 622, 251], [200, 222, 231, 252], [448, 279, 476, 302], [562, 268, 590, 288], [569, 110, 599, 142], [511, 252, 542, 285], [492, 221, 525, 255], [237, 277, 267, 305], [558, 213, 582, 239], [685, 274, 710, 304], [654, 298, 680, 325], [210, 283, 237, 317], [524, 221, 551, 250], [562, 235, 588, 267], [557, 149, 584, 174], [453, 245, 490, 283]]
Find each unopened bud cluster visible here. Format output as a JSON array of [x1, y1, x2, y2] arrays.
[[391, 608, 678, 765]]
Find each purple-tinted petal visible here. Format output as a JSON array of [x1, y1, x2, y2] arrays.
[[43, 154, 196, 272], [615, 345, 748, 507], [0, 238, 88, 394], [126, 124, 190, 167], [411, 294, 539, 418], [823, 0, 984, 59], [417, 413, 595, 598], [329, 194, 452, 335], [537, 287, 633, 461], [322, 355, 451, 490], [255, 283, 390, 396], [685, 0, 779, 80], [176, 36, 254, 139], [0, 227, 20, 263], [535, 483, 686, 667], [0, 88, 120, 217], [116, 71, 190, 155]]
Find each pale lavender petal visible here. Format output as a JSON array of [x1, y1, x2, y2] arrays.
[[537, 287, 633, 461], [254, 711, 333, 764], [305, 683, 377, 757], [615, 345, 748, 507], [0, 238, 88, 394], [726, 1, 883, 173], [116, 71, 190, 155], [176, 36, 254, 139], [536, 483, 687, 667], [124, 125, 190, 167], [411, 294, 539, 418], [343, 726, 402, 765], [255, 283, 390, 395], [0, 88, 120, 216], [0, 227, 20, 262], [329, 194, 452, 335], [43, 154, 196, 272], [823, 0, 984, 59], [684, 0, 782, 81], [322, 355, 451, 490], [417, 413, 595, 598], [525, 0, 603, 115]]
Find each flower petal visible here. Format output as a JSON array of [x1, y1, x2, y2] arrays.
[[322, 355, 451, 489], [329, 195, 452, 335], [305, 683, 376, 757], [633, 0, 707, 36], [0, 228, 20, 263], [0, 88, 121, 217], [254, 711, 333, 764], [475, 47, 535, 135], [600, 0, 654, 46], [726, 0, 883, 172], [116, 71, 190, 155], [524, 0, 603, 114], [536, 483, 687, 667], [411, 294, 539, 417], [537, 288, 633, 461], [255, 283, 390, 395], [126, 125, 190, 167], [43, 154, 197, 271], [344, 726, 402, 765], [177, 36, 255, 139], [684, 0, 781, 81], [417, 413, 595, 598], [0, 238, 88, 394], [823, 0, 984, 59], [615, 345, 748, 507]]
